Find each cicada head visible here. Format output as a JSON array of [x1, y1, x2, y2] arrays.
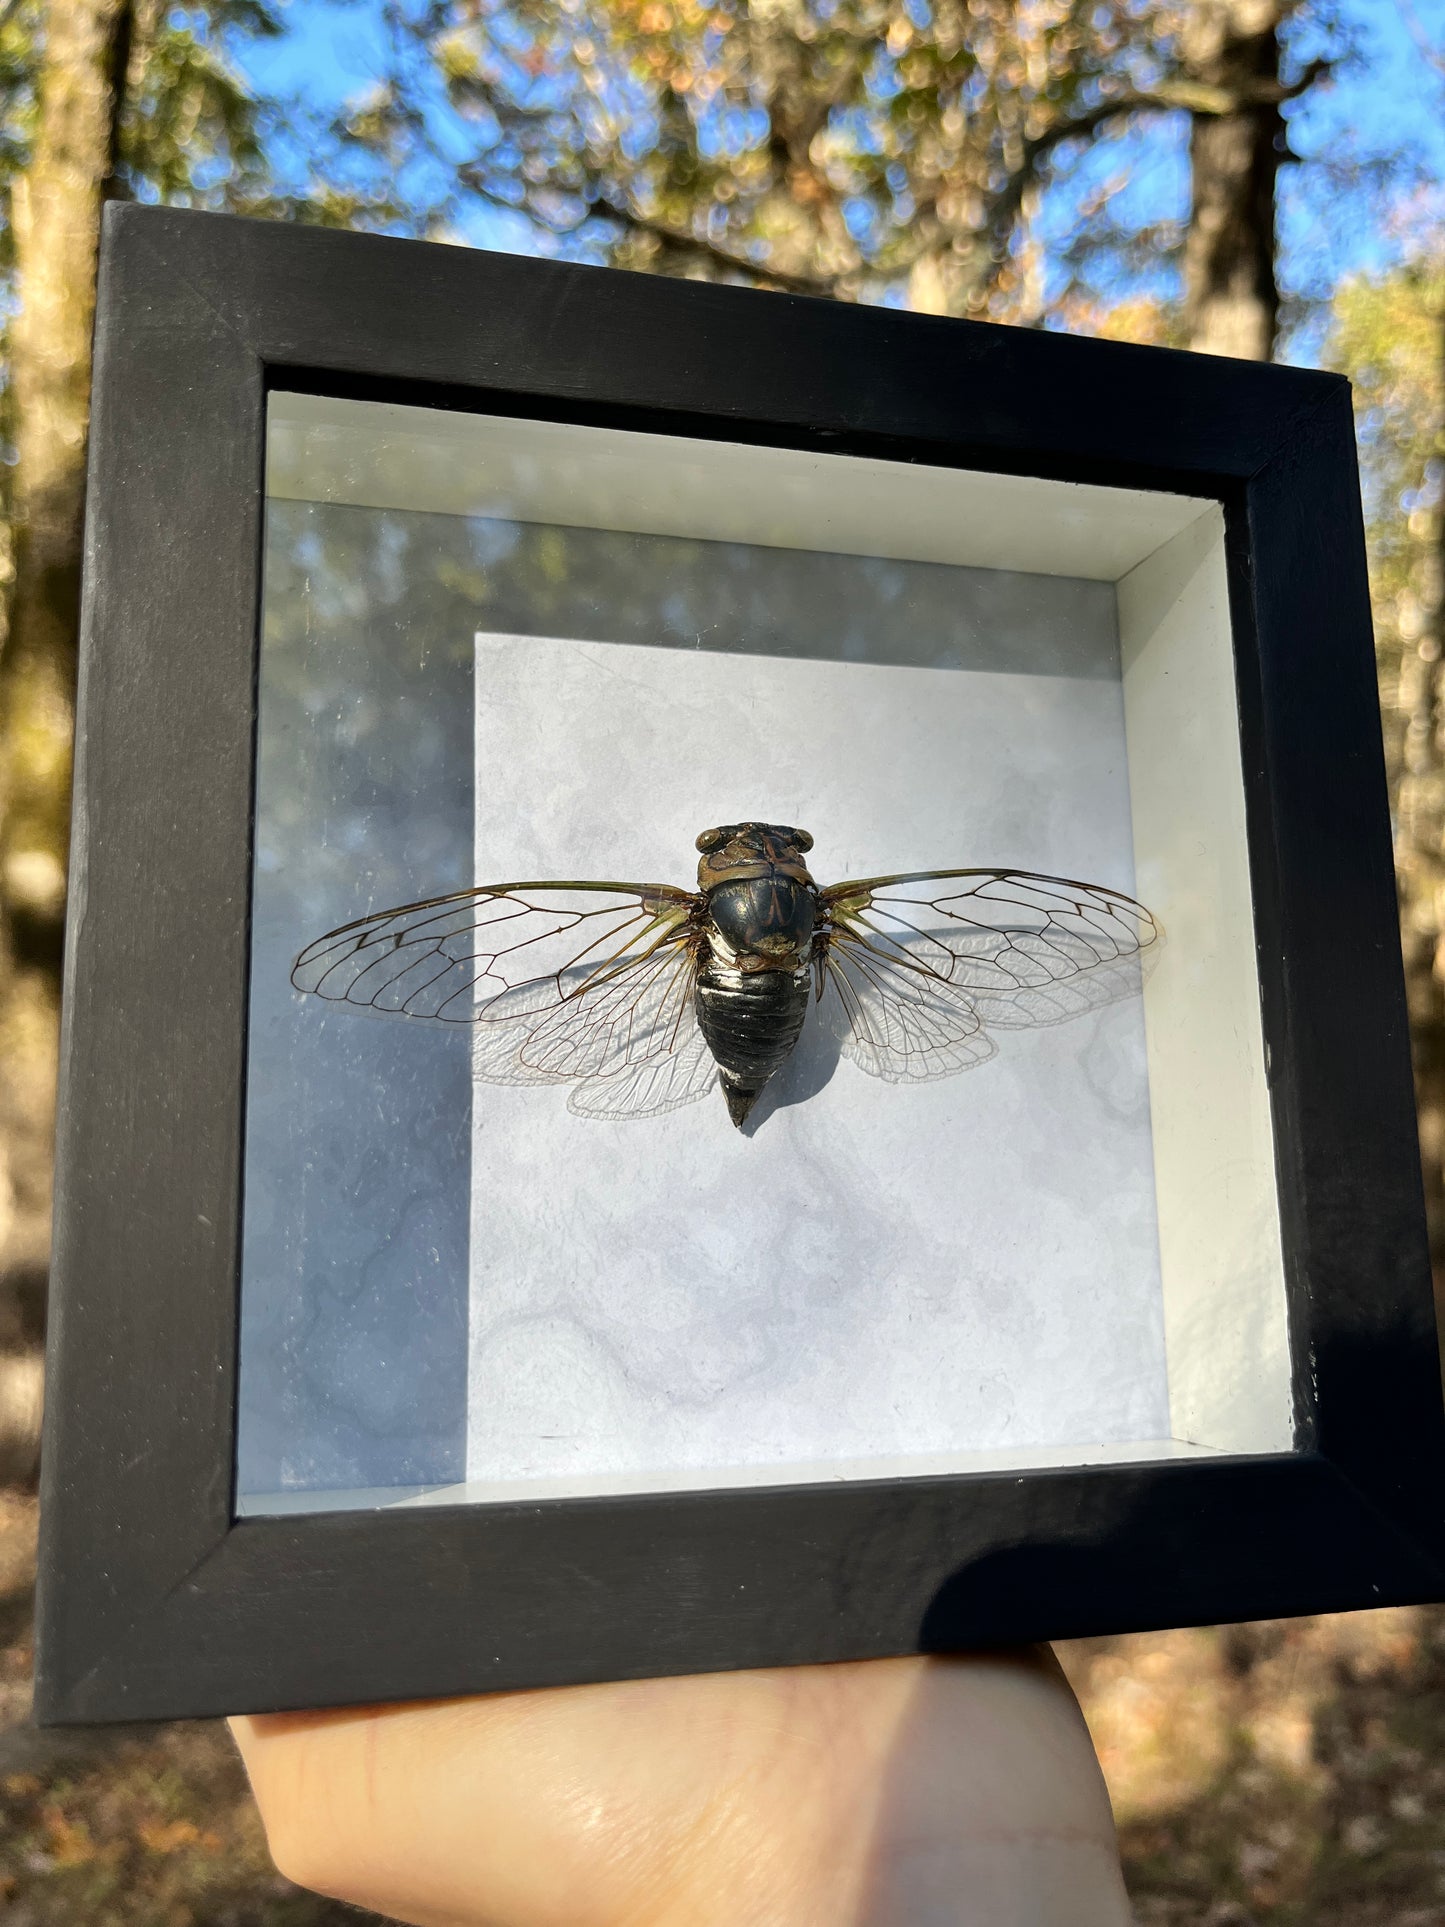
[[695, 821, 815, 889]]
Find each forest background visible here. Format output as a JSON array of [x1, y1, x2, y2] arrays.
[[2, 0, 1445, 1920]]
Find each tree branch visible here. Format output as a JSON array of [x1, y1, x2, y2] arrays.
[[981, 58, 1330, 294], [454, 157, 845, 296], [589, 190, 843, 297]]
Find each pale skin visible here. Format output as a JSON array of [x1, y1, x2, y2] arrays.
[[230, 1648, 1131, 1927]]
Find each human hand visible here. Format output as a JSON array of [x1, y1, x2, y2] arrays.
[[231, 1647, 1128, 1927]]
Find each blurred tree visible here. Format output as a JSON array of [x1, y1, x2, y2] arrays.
[[0, 0, 401, 1480], [1180, 0, 1296, 357], [1328, 263, 1445, 1256], [0, 0, 128, 1479], [381, 0, 1210, 317], [374, 0, 1324, 333]]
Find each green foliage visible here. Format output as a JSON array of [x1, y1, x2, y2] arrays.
[[1325, 259, 1445, 1223], [0, 0, 418, 245], [0, 0, 40, 279], [0, 0, 265, 216], [0, 0, 421, 481], [1326, 265, 1444, 888], [118, 0, 284, 210], [1330, 267, 1443, 585]]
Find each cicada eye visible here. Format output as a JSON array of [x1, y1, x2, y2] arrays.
[[793, 829, 814, 853], [696, 827, 727, 853]]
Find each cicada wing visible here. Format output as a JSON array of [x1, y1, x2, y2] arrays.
[[566, 1015, 719, 1120], [818, 867, 1158, 1082], [962, 948, 1153, 1029], [480, 925, 713, 1120], [818, 937, 996, 1083], [294, 880, 711, 1120], [293, 880, 698, 1020]]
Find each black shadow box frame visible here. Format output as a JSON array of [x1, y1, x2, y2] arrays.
[[34, 201, 1445, 1725]]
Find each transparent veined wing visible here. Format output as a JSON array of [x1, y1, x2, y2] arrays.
[[471, 923, 716, 1118], [564, 1018, 720, 1120], [818, 868, 1158, 1082], [817, 934, 997, 1083], [292, 880, 715, 1120]]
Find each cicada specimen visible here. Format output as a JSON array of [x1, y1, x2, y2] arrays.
[[292, 822, 1160, 1129]]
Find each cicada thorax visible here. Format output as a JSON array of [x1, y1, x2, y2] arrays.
[[692, 822, 818, 1128]]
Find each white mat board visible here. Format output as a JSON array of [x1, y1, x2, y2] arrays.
[[467, 629, 1169, 1494]]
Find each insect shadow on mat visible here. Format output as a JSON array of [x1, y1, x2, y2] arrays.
[[736, 999, 847, 1135]]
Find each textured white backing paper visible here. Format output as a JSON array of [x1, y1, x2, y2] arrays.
[[467, 631, 1170, 1494]]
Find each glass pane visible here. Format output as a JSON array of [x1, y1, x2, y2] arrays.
[[235, 393, 1290, 1516]]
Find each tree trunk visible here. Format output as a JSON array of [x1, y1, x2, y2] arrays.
[[0, 0, 132, 1482], [1182, 0, 1288, 359]]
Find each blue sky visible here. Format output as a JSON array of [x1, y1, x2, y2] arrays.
[[234, 0, 1445, 367]]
